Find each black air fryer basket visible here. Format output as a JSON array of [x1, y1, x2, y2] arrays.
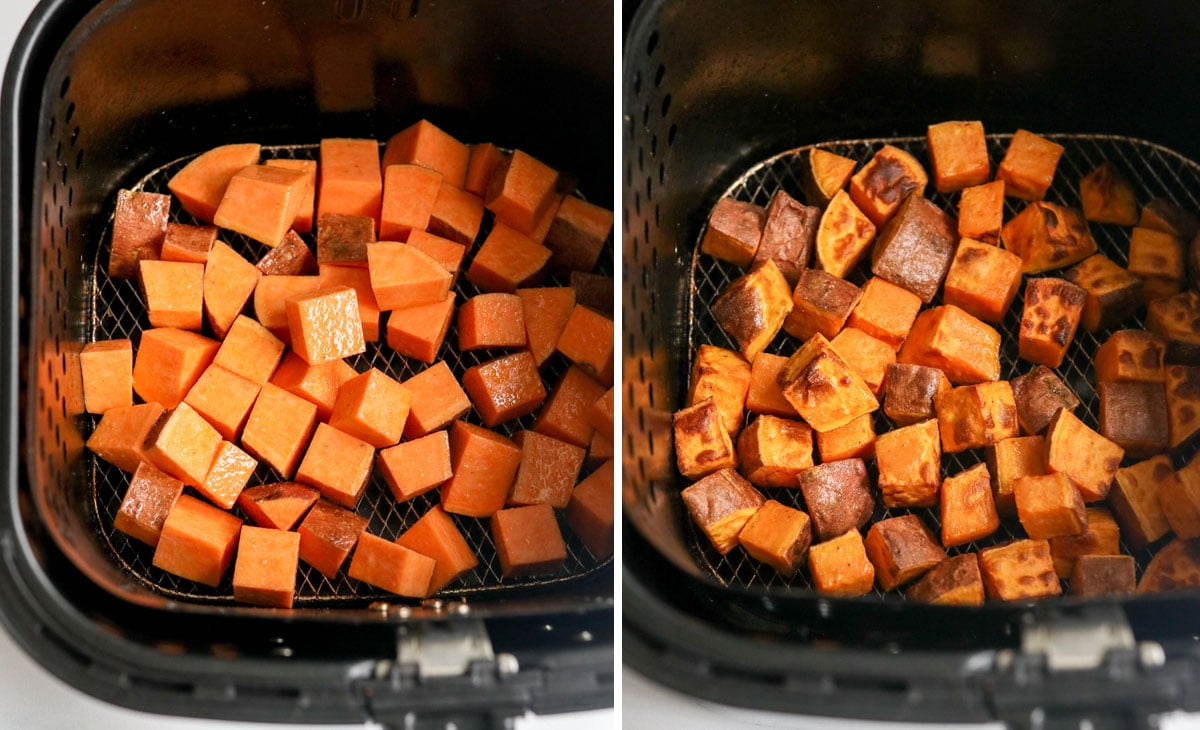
[[0, 0, 613, 725], [623, 1, 1200, 726]]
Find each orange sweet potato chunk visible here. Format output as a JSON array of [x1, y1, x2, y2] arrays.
[[688, 345, 750, 437], [746, 352, 798, 417], [296, 423, 375, 509], [985, 435, 1046, 517], [87, 402, 166, 472], [264, 158, 317, 233], [109, 190, 170, 279], [380, 164, 443, 241], [81, 339, 133, 414], [395, 505, 479, 595], [403, 362, 472, 438], [492, 504, 568, 578], [997, 129, 1064, 201], [1062, 254, 1143, 333], [942, 239, 1024, 324], [876, 419, 942, 508], [509, 430, 587, 508], [253, 275, 322, 340], [204, 240, 262, 339], [257, 230, 317, 276], [139, 260, 204, 331], [458, 293, 526, 350], [152, 494, 243, 587], [114, 461, 185, 547], [466, 142, 505, 198], [232, 526, 300, 608], [385, 294, 455, 364], [865, 514, 946, 590], [285, 286, 367, 364], [270, 354, 357, 422], [1019, 278, 1086, 369], [379, 431, 453, 502], [535, 366, 608, 448], [463, 351, 547, 427], [932, 381, 1019, 453], [848, 144, 928, 227], [927, 120, 989, 193], [1046, 408, 1124, 502], [829, 327, 896, 397], [160, 223, 217, 264], [777, 333, 879, 433], [367, 242, 452, 311], [567, 460, 615, 560], [213, 315, 286, 386], [557, 305, 614, 385], [979, 539, 1061, 600], [485, 150, 560, 236], [297, 499, 368, 577], [846, 278, 922, 351], [316, 212, 375, 268], [1080, 162, 1138, 226], [168, 143, 262, 223], [317, 264, 380, 342], [940, 462, 1000, 548], [428, 183, 485, 245], [143, 402, 223, 488], [407, 230, 467, 284], [801, 148, 856, 208], [517, 287, 576, 366], [318, 138, 382, 224], [213, 165, 308, 246], [545, 196, 613, 274], [815, 190, 876, 278], [1001, 201, 1097, 274], [237, 482, 320, 531], [132, 327, 220, 409], [958, 180, 1005, 246], [737, 499, 812, 576], [467, 222, 553, 293], [1015, 472, 1087, 540], [736, 415, 815, 488], [809, 529, 875, 597], [815, 414, 875, 462], [348, 533, 435, 597], [329, 368, 411, 448], [382, 119, 469, 190], [783, 268, 861, 342], [674, 398, 737, 480], [898, 305, 1001, 385], [241, 383, 319, 478], [441, 421, 522, 518], [196, 440, 256, 510]]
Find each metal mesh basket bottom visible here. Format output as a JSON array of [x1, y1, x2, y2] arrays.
[[87, 144, 611, 605], [688, 133, 1200, 598]]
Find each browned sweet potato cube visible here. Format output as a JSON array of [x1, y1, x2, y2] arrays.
[[958, 180, 1005, 246], [979, 539, 1061, 601], [1098, 380, 1169, 459], [1049, 507, 1121, 579], [1166, 365, 1200, 451], [942, 238, 1024, 324], [849, 144, 928, 227], [829, 327, 895, 397], [1015, 472, 1087, 539], [846, 277, 922, 351], [782, 269, 861, 342], [883, 363, 951, 426], [746, 352, 798, 417], [1141, 199, 1200, 241], [1095, 330, 1166, 384], [1147, 290, 1200, 364], [871, 194, 956, 304], [687, 344, 751, 437], [680, 468, 765, 554], [751, 190, 817, 285], [815, 414, 875, 462], [802, 148, 856, 209], [898, 306, 1001, 385], [700, 197, 765, 267], [1001, 201, 1097, 274], [1019, 277, 1086, 368], [1062, 254, 1142, 333], [815, 190, 876, 279], [927, 120, 989, 193], [1046, 409, 1124, 502], [1164, 454, 1200, 540], [797, 459, 874, 542], [933, 381, 1019, 453], [1138, 538, 1200, 594], [777, 333, 878, 433], [673, 398, 736, 480], [876, 418, 941, 508], [1108, 455, 1174, 550], [940, 462, 1000, 548], [713, 262, 794, 362], [1079, 162, 1138, 226], [906, 554, 985, 606], [736, 415, 814, 488], [986, 435, 1047, 517], [865, 514, 946, 591], [1010, 365, 1080, 436], [1070, 555, 1136, 597], [1129, 226, 1185, 303], [997, 129, 1064, 201], [737, 500, 812, 576], [808, 529, 875, 597]]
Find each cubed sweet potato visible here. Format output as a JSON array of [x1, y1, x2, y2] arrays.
[[196, 440, 256, 510], [385, 294, 455, 364], [1046, 408, 1125, 502], [846, 277, 922, 351], [882, 363, 951, 426], [492, 504, 567, 579], [428, 183, 484, 245], [712, 261, 793, 362], [736, 415, 814, 488], [1070, 555, 1136, 597], [160, 223, 216, 264], [566, 459, 614, 559], [870, 194, 956, 304], [167, 143, 261, 223], [86, 402, 165, 473], [544, 196, 613, 275], [213, 165, 307, 247], [1049, 507, 1121, 579], [109, 190, 170, 279], [1164, 454, 1200, 540], [985, 435, 1046, 517], [815, 414, 875, 462], [143, 403, 223, 488], [507, 431, 585, 508], [258, 230, 317, 276], [316, 212, 374, 268], [673, 398, 737, 480], [849, 144, 928, 226], [330, 368, 411, 448], [204, 241, 261, 339], [1138, 538, 1200, 593], [152, 494, 243, 587], [253, 275, 322, 340], [906, 554, 984, 605], [699, 197, 765, 267], [829, 327, 896, 397], [81, 339, 133, 414], [1098, 380, 1169, 459], [941, 462, 1001, 548], [517, 287, 576, 366], [777, 333, 879, 433], [979, 539, 1061, 601], [927, 120, 989, 193], [942, 239, 1024, 324], [441, 421, 522, 518], [408, 230, 467, 284], [680, 468, 765, 554], [368, 242, 453, 311], [132, 327, 220, 409], [801, 148, 856, 209], [348, 533, 435, 597], [263, 159, 316, 233], [815, 190, 876, 278], [269, 354, 357, 422], [865, 514, 946, 590], [1079, 162, 1138, 226], [395, 505, 479, 595], [1018, 277, 1086, 368], [466, 222, 552, 293], [533, 366, 606, 448], [297, 499, 368, 578], [1128, 226, 1185, 303], [1148, 290, 1200, 364], [232, 526, 301, 609], [898, 305, 1001, 385], [1142, 199, 1200, 241], [1015, 472, 1087, 540], [796, 458, 874, 540], [484, 149, 559, 237], [383, 119, 468, 188], [317, 138, 382, 224], [1010, 365, 1080, 436], [240, 383, 319, 479], [688, 345, 751, 437], [379, 163, 442, 241], [378, 431, 453, 503], [1062, 254, 1142, 333], [737, 500, 812, 576], [875, 418, 941, 508], [237, 482, 319, 531], [958, 180, 1005, 246], [933, 381, 1019, 453], [1108, 455, 1175, 550], [997, 130, 1064, 201], [746, 353, 798, 417], [1095, 330, 1167, 387], [458, 293, 526, 351], [752, 190, 817, 285], [808, 529, 875, 597], [1166, 365, 1200, 451], [463, 351, 547, 427], [782, 268, 861, 342], [1001, 201, 1097, 274], [114, 461, 184, 547], [295, 423, 375, 509]]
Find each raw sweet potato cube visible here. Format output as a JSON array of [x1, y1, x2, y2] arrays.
[[167, 143, 261, 223], [1010, 365, 1080, 436], [927, 120, 989, 193], [751, 190, 816, 286], [382, 119, 469, 189], [898, 305, 1001, 385], [295, 422, 375, 509], [534, 366, 607, 448], [378, 431, 452, 503], [808, 529, 875, 597], [933, 381, 1019, 453], [1164, 455, 1200, 539], [875, 418, 941, 508], [849, 144, 928, 227], [557, 305, 615, 385], [253, 275, 322, 340], [240, 383, 319, 478], [738, 500, 812, 576], [673, 398, 737, 480], [1062, 254, 1142, 333], [942, 239, 1024, 324], [801, 148, 856, 208], [1046, 408, 1124, 502], [492, 504, 567, 579], [463, 351, 546, 427], [349, 533, 435, 597], [1070, 555, 1136, 597], [81, 339, 133, 414], [213, 165, 307, 246], [270, 354, 356, 422], [258, 230, 317, 276], [458, 293, 525, 351], [516, 287, 576, 366], [997, 129, 1064, 200], [318, 138, 382, 224], [204, 241, 261, 339], [396, 505, 479, 595], [1079, 161, 1138, 225], [109, 189, 170, 279], [87, 402, 166, 472], [114, 461, 184, 547], [1001, 201, 1097, 274], [985, 435, 1047, 517], [329, 368, 410, 448], [237, 482, 319, 531], [367, 242, 452, 311], [545, 196, 613, 275], [466, 142, 504, 198], [1015, 472, 1087, 539], [958, 180, 1005, 246], [1148, 290, 1200, 364], [316, 212, 375, 268], [1049, 507, 1121, 579], [681, 468, 765, 554], [797, 458, 874, 541], [589, 388, 615, 439], [1142, 198, 1200, 240], [385, 294, 455, 364], [316, 264, 380, 342], [195, 439, 256, 510], [380, 164, 443, 241], [815, 189, 877, 278], [467, 222, 552, 293], [1166, 365, 1200, 451], [160, 223, 217, 264], [428, 183, 485, 245], [441, 421, 522, 518], [882, 363, 951, 426], [143, 402, 223, 488], [566, 460, 615, 560], [688, 345, 751, 437], [712, 261, 793, 362], [746, 352, 798, 417], [138, 260, 204, 331], [782, 268, 861, 342], [941, 462, 1001, 548], [1108, 455, 1174, 550], [1129, 226, 1185, 303], [508, 431, 586, 508], [403, 362, 472, 439], [778, 334, 879, 433], [485, 150, 560, 236], [846, 278, 922, 350], [232, 526, 300, 608], [736, 415, 814, 488], [979, 539, 1061, 600], [213, 315, 286, 386], [815, 414, 875, 462], [286, 286, 366, 365], [1099, 380, 1169, 459], [297, 499, 368, 577], [588, 431, 615, 467], [1018, 277, 1086, 368], [865, 514, 946, 590], [906, 554, 985, 606], [132, 327, 219, 409], [152, 494, 243, 587], [408, 230, 467, 284], [829, 327, 896, 397], [264, 158, 317, 233], [699, 197, 765, 267]]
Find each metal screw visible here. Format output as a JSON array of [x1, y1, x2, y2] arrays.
[[497, 653, 519, 676], [1139, 641, 1166, 667]]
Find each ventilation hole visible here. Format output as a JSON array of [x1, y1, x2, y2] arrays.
[[659, 162, 665, 185], [661, 94, 672, 117], [622, 206, 630, 235], [65, 225, 70, 244], [71, 126, 79, 146], [75, 149, 84, 169], [650, 135, 657, 158], [336, 0, 364, 21], [64, 102, 75, 123], [59, 76, 70, 98], [646, 30, 658, 55], [668, 123, 678, 146], [655, 203, 661, 228], [637, 146, 644, 173], [390, 0, 419, 19], [54, 141, 62, 162], [60, 166, 67, 186], [642, 104, 649, 127], [646, 175, 653, 201], [58, 204, 63, 227], [68, 187, 73, 206], [634, 191, 641, 216], [633, 71, 642, 95], [48, 116, 55, 136], [654, 64, 665, 86]]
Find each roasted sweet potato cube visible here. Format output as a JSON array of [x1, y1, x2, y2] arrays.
[[865, 514, 946, 591], [1070, 555, 1136, 597], [737, 500, 812, 576], [1010, 365, 1080, 436], [1142, 199, 1200, 241], [927, 120, 989, 193], [906, 554, 984, 606], [940, 462, 1000, 548], [1109, 455, 1174, 550], [109, 189, 170, 279], [801, 148, 856, 209], [1099, 380, 1169, 459], [712, 261, 793, 362], [673, 398, 737, 480], [1019, 277, 1086, 368], [1166, 365, 1200, 451], [797, 459, 874, 542], [942, 239, 1024, 324], [979, 539, 1061, 600], [751, 190, 817, 285], [829, 327, 895, 397], [1148, 290, 1200, 364], [746, 353, 798, 417], [1139, 538, 1200, 593], [688, 345, 751, 437], [1046, 409, 1124, 502], [933, 381, 1019, 453], [898, 305, 1001, 385], [680, 468, 765, 554], [809, 529, 875, 597], [815, 190, 876, 278], [1165, 455, 1200, 540], [736, 415, 814, 488], [876, 419, 941, 508], [1129, 226, 1185, 303], [849, 144, 928, 227], [114, 461, 184, 548], [997, 130, 1064, 201], [985, 435, 1047, 517], [297, 499, 368, 578], [777, 333, 878, 433], [1049, 507, 1121, 579], [870, 194, 956, 304], [1062, 254, 1142, 333], [1079, 162, 1138, 226], [1015, 472, 1087, 539], [846, 277, 921, 351], [1001, 202, 1097, 274], [700, 197, 765, 267], [782, 269, 861, 342], [882, 363, 951, 426], [958, 180, 1005, 246], [815, 414, 875, 462]]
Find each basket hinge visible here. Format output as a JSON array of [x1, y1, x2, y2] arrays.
[[396, 618, 500, 679], [1016, 606, 1137, 672]]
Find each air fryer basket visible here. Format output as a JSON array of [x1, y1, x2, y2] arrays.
[[624, 0, 1200, 724], [0, 0, 612, 724]]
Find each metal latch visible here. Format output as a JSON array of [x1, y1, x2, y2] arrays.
[[396, 619, 500, 679], [1018, 607, 1137, 672]]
